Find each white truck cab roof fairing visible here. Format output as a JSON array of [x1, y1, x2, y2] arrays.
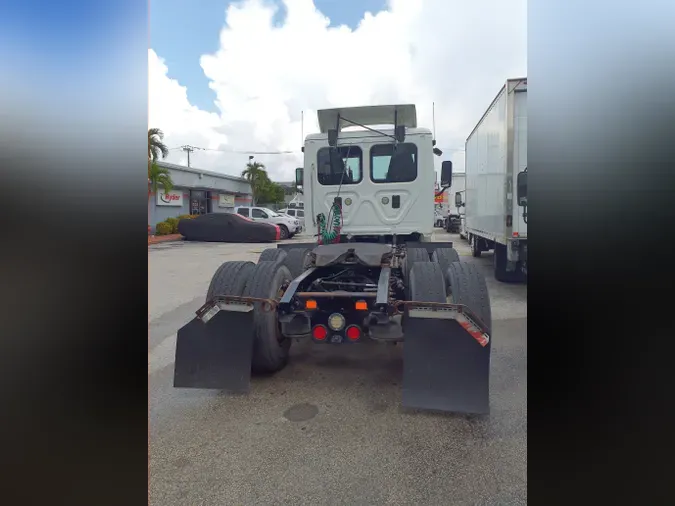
[[303, 105, 436, 239]]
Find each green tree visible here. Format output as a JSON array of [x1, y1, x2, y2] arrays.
[[148, 162, 174, 200], [241, 161, 270, 205], [148, 127, 169, 178], [257, 180, 285, 205]]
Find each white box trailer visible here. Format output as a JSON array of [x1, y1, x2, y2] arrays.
[[463, 77, 527, 282]]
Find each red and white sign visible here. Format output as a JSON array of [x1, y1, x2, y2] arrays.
[[157, 189, 183, 207]]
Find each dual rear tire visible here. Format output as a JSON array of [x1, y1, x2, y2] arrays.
[[206, 258, 293, 374], [208, 246, 492, 375], [407, 254, 491, 334]]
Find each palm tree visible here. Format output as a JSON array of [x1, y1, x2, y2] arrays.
[[148, 128, 169, 177], [148, 162, 173, 199], [241, 161, 269, 205]]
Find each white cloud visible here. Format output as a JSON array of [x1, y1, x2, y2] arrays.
[[149, 0, 526, 180]]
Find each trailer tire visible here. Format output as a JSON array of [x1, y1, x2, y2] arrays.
[[409, 262, 447, 303], [493, 243, 521, 283], [283, 248, 312, 278], [470, 235, 481, 257], [446, 262, 492, 333], [258, 248, 287, 263], [432, 248, 461, 285], [243, 261, 293, 374], [206, 261, 256, 303]]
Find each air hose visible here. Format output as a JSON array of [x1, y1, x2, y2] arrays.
[[317, 200, 342, 244]]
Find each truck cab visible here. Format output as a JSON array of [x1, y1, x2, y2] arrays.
[[296, 105, 441, 243]]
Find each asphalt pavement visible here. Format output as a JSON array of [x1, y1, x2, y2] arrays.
[[149, 231, 527, 505]]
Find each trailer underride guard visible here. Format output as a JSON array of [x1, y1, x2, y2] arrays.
[[173, 104, 493, 415]]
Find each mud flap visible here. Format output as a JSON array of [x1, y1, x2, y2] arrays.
[[173, 303, 255, 392], [402, 315, 491, 414]]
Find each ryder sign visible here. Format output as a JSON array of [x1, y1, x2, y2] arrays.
[[157, 189, 183, 206]]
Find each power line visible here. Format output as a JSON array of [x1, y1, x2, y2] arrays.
[[168, 145, 297, 155]]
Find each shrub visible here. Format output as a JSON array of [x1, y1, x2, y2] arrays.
[[155, 221, 173, 236], [165, 217, 179, 233], [178, 214, 196, 221]]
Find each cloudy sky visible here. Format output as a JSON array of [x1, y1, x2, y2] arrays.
[[150, 0, 526, 181]]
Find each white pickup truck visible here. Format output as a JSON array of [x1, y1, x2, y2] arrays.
[[234, 206, 300, 240]]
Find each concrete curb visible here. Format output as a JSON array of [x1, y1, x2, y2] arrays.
[[148, 234, 184, 246]]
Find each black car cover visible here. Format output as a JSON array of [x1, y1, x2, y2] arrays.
[[178, 213, 280, 243]]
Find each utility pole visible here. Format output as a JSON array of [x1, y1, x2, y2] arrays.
[[181, 145, 198, 167]]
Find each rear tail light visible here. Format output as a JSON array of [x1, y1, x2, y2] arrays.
[[355, 300, 368, 311], [312, 325, 328, 341], [305, 299, 317, 310], [346, 325, 361, 341]]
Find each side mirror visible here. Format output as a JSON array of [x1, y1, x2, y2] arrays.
[[440, 161, 452, 187], [295, 167, 303, 187], [454, 191, 463, 207], [516, 170, 527, 205]]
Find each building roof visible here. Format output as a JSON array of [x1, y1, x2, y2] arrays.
[[156, 160, 248, 183]]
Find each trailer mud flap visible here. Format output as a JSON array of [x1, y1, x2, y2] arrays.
[[173, 303, 255, 392], [402, 309, 491, 414]]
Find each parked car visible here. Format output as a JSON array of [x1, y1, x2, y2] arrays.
[[177, 212, 280, 243], [278, 207, 305, 232], [234, 206, 299, 239]]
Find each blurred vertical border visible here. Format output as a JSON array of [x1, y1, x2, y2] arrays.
[[0, 1, 149, 504], [528, 0, 674, 503]]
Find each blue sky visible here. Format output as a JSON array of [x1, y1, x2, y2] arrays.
[[150, 0, 388, 114]]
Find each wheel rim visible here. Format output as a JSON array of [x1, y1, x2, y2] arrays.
[[280, 227, 288, 239]]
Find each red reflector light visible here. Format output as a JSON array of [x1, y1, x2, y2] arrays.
[[312, 325, 327, 341], [346, 325, 361, 341]]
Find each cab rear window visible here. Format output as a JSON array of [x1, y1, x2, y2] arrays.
[[317, 146, 363, 185]]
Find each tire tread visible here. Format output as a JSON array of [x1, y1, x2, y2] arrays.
[[206, 261, 256, 302], [446, 262, 492, 332]]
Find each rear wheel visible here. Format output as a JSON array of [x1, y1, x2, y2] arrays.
[[445, 262, 492, 333], [259, 247, 287, 263], [470, 235, 481, 257], [242, 261, 293, 374], [493, 243, 522, 283], [409, 262, 447, 303], [403, 261, 446, 331], [405, 247, 430, 297], [283, 248, 312, 278], [205, 261, 256, 303], [432, 248, 460, 285]]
